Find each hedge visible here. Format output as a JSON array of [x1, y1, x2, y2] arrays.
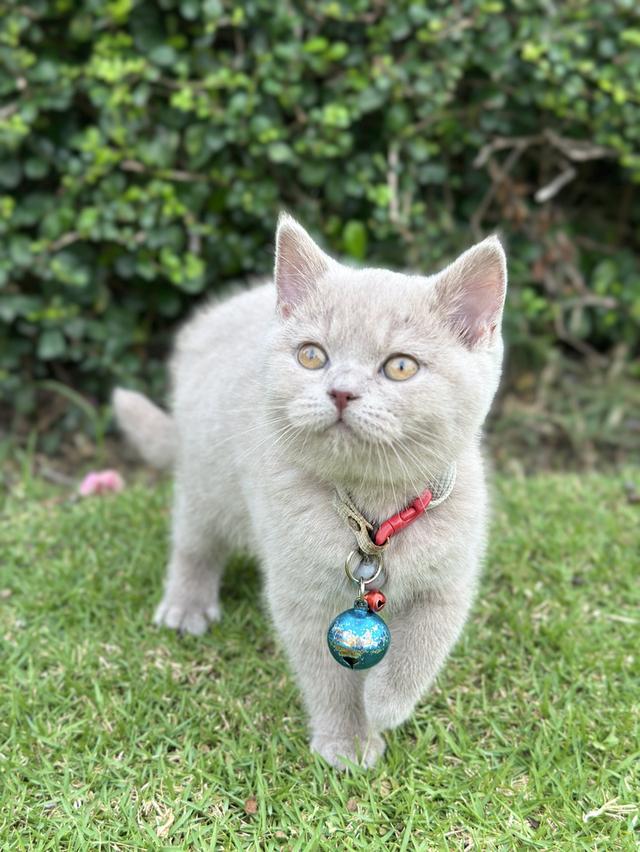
[[1, 0, 639, 434]]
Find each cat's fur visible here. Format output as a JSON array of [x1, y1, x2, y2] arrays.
[[114, 214, 507, 769]]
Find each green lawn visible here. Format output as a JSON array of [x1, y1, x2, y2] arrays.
[[1, 472, 638, 849]]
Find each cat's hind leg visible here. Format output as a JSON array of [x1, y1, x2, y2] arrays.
[[154, 484, 229, 636]]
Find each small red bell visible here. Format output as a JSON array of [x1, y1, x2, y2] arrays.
[[364, 589, 386, 613]]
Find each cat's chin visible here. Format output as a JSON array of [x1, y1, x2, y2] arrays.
[[318, 419, 377, 452], [286, 432, 398, 489], [285, 431, 366, 480], [287, 426, 460, 498]]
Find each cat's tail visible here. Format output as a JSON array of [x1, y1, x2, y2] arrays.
[[112, 388, 176, 470]]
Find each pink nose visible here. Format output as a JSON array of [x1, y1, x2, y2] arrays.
[[329, 389, 360, 413]]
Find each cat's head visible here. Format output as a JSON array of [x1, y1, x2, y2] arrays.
[[265, 214, 507, 492]]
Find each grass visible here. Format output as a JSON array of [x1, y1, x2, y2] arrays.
[[1, 471, 638, 850]]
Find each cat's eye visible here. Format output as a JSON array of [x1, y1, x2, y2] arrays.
[[297, 343, 328, 370], [382, 354, 419, 381]]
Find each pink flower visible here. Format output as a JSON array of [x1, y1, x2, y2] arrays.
[[78, 469, 125, 496]]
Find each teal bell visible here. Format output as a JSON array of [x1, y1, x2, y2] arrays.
[[327, 598, 390, 670]]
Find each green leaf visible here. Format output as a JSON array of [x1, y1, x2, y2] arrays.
[[149, 45, 177, 66], [342, 220, 368, 260], [321, 103, 351, 128], [267, 142, 293, 163], [9, 236, 32, 266], [0, 160, 21, 189], [37, 329, 66, 360]]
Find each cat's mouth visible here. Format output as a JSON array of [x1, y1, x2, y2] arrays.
[[326, 418, 354, 435]]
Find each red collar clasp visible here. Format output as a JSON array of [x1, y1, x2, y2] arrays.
[[373, 488, 433, 546]]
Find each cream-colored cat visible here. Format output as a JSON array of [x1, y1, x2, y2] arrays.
[[114, 214, 507, 768]]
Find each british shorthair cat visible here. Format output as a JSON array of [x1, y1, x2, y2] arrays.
[[114, 214, 507, 768]]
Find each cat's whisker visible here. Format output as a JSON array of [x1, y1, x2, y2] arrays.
[[401, 445, 450, 476], [231, 421, 298, 465], [230, 423, 295, 463], [401, 427, 455, 458], [396, 439, 450, 486], [199, 415, 290, 453], [358, 435, 375, 491], [379, 442, 400, 511], [387, 441, 423, 502], [402, 446, 458, 482]]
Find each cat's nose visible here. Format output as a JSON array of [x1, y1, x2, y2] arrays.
[[328, 389, 360, 414]]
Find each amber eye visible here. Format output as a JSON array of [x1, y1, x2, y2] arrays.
[[297, 343, 328, 370], [382, 354, 419, 381]]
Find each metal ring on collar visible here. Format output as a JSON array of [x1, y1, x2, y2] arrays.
[[344, 550, 383, 587]]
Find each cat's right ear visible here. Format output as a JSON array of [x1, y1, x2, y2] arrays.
[[432, 236, 507, 348], [274, 213, 332, 318]]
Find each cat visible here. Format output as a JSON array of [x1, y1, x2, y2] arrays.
[[114, 213, 507, 769]]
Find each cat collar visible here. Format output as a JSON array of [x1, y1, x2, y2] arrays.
[[326, 464, 457, 670], [334, 463, 457, 557]]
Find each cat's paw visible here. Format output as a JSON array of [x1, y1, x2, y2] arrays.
[[153, 595, 220, 636], [310, 732, 385, 770]]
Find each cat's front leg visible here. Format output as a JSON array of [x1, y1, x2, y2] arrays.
[[154, 483, 227, 635], [268, 589, 385, 769], [364, 584, 473, 732]]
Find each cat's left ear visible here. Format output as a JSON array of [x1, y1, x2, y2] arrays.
[[433, 236, 507, 348], [274, 213, 333, 318]]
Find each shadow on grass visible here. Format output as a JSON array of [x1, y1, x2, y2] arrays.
[[220, 552, 261, 602]]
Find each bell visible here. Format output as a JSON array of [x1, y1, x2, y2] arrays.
[[327, 598, 390, 670], [364, 588, 386, 612]]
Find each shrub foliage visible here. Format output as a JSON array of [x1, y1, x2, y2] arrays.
[[1, 0, 639, 426]]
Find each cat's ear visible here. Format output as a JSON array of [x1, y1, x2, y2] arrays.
[[274, 213, 332, 318], [433, 236, 507, 347]]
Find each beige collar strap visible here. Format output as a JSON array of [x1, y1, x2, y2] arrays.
[[333, 463, 457, 556]]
